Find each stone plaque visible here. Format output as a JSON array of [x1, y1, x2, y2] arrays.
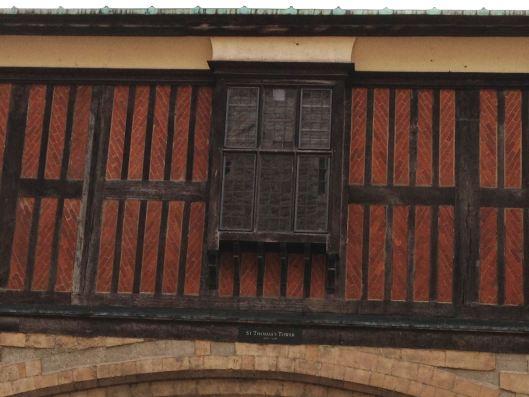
[[238, 326, 302, 344]]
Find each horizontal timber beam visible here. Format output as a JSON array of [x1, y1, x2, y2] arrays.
[[102, 181, 207, 201], [348, 186, 455, 206], [2, 14, 529, 36]]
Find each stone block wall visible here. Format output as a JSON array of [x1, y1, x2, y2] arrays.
[[0, 332, 529, 396]]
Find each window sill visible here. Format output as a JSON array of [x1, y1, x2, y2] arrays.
[[218, 230, 328, 246]]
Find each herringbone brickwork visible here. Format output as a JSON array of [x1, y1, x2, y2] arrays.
[[96, 200, 119, 293], [437, 206, 454, 303], [20, 85, 46, 178], [371, 89, 389, 185], [162, 201, 184, 294], [149, 86, 170, 181], [345, 204, 363, 300], [31, 198, 58, 291], [504, 208, 523, 305], [7, 198, 34, 290], [391, 205, 409, 301], [439, 90, 455, 187], [416, 90, 433, 186], [184, 202, 205, 296], [55, 199, 81, 292], [504, 90, 522, 189], [286, 254, 304, 299], [413, 206, 431, 302], [479, 207, 498, 304], [67, 86, 92, 180], [393, 89, 410, 186], [349, 89, 366, 185], [140, 201, 162, 294], [44, 86, 69, 180], [479, 90, 497, 188], [106, 86, 129, 180], [192, 87, 212, 182], [367, 205, 386, 301]]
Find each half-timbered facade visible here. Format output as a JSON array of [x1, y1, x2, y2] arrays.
[[2, 8, 529, 397]]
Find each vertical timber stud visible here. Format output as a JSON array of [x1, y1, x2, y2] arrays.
[[522, 90, 529, 307], [0, 85, 29, 287], [75, 86, 115, 299], [205, 79, 227, 292], [327, 80, 345, 297], [340, 81, 352, 299], [207, 250, 218, 291], [205, 77, 226, 293], [455, 89, 480, 307]]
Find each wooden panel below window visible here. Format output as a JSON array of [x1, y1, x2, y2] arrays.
[[263, 252, 281, 298]]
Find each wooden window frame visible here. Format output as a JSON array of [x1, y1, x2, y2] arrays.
[[205, 61, 352, 290]]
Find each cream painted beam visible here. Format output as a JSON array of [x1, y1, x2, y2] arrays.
[[3, 35, 529, 73], [210, 37, 356, 63], [353, 37, 529, 73], [0, 36, 212, 69]]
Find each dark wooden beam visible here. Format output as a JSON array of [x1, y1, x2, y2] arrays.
[[102, 181, 207, 201], [348, 186, 455, 206], [0, 67, 213, 85], [3, 301, 529, 352], [3, 14, 529, 37]]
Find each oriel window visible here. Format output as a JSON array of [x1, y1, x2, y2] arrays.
[[220, 86, 332, 235]]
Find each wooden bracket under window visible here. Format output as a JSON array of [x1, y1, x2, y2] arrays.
[[326, 253, 338, 295], [207, 251, 218, 291]]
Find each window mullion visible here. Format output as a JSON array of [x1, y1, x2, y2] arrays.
[[291, 88, 302, 233], [252, 86, 265, 232]]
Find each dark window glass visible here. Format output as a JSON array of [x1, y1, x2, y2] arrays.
[[257, 155, 294, 231], [225, 87, 259, 148], [295, 156, 329, 232], [220, 85, 332, 236], [299, 89, 332, 149], [220, 153, 256, 230], [261, 88, 297, 149]]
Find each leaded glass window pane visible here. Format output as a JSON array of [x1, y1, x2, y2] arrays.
[[295, 156, 330, 232], [225, 87, 259, 148], [261, 88, 297, 149], [220, 84, 333, 236], [220, 153, 256, 230], [299, 89, 331, 149], [257, 155, 294, 232]]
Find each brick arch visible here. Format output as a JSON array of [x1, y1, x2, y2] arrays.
[[41, 377, 378, 397], [19, 372, 387, 397], [0, 337, 500, 397]]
